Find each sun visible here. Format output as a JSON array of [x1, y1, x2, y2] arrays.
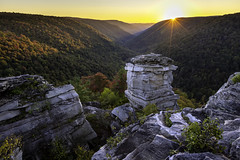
[[163, 5, 185, 20]]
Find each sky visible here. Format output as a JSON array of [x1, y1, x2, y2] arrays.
[[1, 0, 240, 23]]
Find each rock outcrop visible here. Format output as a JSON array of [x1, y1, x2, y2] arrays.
[[0, 75, 96, 159], [125, 53, 179, 110], [92, 72, 240, 160], [204, 72, 240, 159]]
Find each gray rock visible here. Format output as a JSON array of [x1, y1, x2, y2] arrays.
[[125, 53, 179, 110], [0, 110, 21, 122], [169, 152, 229, 160], [0, 100, 18, 112], [92, 112, 186, 160], [124, 135, 179, 160], [0, 75, 96, 159], [10, 147, 22, 160], [111, 104, 135, 123], [230, 137, 240, 160], [204, 72, 240, 122]]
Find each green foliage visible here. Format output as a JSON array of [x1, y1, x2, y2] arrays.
[[0, 135, 22, 159], [164, 112, 173, 127], [50, 139, 68, 160], [232, 74, 240, 84], [182, 118, 224, 153], [70, 77, 97, 103], [107, 132, 128, 149], [99, 88, 120, 109], [142, 104, 158, 116], [75, 146, 94, 160], [136, 104, 158, 125], [174, 88, 201, 109], [181, 113, 191, 125]]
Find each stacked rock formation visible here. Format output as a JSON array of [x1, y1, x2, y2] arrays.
[[125, 53, 179, 110], [0, 75, 96, 159]]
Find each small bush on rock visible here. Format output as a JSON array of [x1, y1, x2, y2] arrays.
[[164, 112, 173, 127], [136, 104, 158, 124], [50, 139, 68, 160], [182, 118, 224, 153], [232, 74, 240, 84], [107, 132, 128, 149], [75, 146, 94, 160], [0, 135, 22, 159]]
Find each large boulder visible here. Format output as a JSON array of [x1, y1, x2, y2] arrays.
[[0, 75, 96, 159], [204, 72, 240, 123], [111, 103, 135, 123], [125, 53, 179, 110]]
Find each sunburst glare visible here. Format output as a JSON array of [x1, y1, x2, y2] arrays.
[[163, 5, 185, 20]]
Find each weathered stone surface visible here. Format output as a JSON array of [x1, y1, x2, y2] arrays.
[[204, 72, 240, 122], [125, 53, 179, 110], [203, 72, 240, 158], [10, 147, 23, 160], [168, 152, 229, 160], [111, 103, 135, 123], [124, 135, 179, 160], [0, 110, 21, 122], [0, 100, 18, 112], [92, 111, 190, 160], [0, 75, 96, 159], [230, 137, 240, 160]]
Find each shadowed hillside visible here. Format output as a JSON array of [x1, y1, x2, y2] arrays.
[[127, 13, 240, 101], [104, 20, 153, 35]]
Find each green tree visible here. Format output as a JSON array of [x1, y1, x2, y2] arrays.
[[182, 118, 224, 153]]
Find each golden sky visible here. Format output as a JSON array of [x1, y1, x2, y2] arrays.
[[1, 0, 240, 23]]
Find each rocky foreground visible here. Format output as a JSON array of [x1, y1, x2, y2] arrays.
[[92, 72, 240, 160], [0, 67, 239, 159], [0, 75, 96, 159]]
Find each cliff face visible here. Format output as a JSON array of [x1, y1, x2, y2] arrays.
[[0, 75, 96, 159]]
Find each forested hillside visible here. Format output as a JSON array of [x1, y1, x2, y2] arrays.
[[104, 20, 153, 35], [0, 12, 137, 84], [73, 18, 153, 42], [72, 18, 132, 42], [127, 13, 240, 102]]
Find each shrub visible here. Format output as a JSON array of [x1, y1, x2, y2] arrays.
[[107, 132, 128, 149], [50, 139, 68, 160], [70, 77, 97, 103], [75, 146, 94, 160], [182, 118, 224, 153], [164, 112, 173, 127], [174, 88, 201, 109], [143, 104, 158, 116], [0, 135, 22, 159], [99, 88, 120, 109], [136, 104, 158, 125], [232, 74, 240, 84]]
